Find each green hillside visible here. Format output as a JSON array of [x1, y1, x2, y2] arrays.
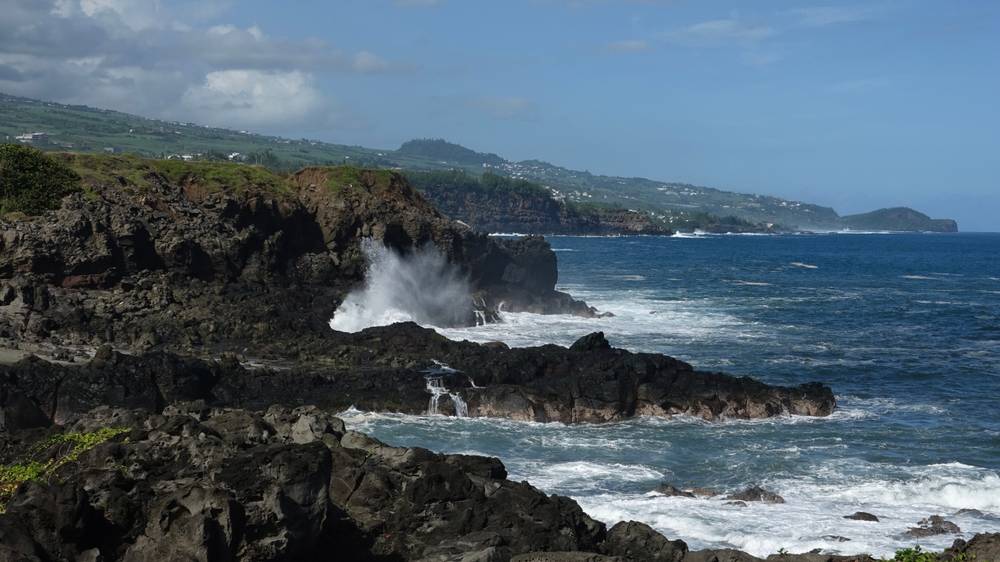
[[0, 92, 956, 232]]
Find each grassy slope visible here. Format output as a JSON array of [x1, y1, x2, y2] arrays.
[[0, 92, 954, 231]]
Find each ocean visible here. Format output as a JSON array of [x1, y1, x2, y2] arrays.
[[341, 232, 1000, 557]]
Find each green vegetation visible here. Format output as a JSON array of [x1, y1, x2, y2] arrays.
[[152, 159, 289, 195], [841, 207, 958, 233], [4, 92, 951, 231], [406, 170, 551, 199], [398, 138, 505, 167], [0, 427, 129, 512], [322, 165, 396, 194], [0, 144, 81, 215], [882, 546, 973, 562]]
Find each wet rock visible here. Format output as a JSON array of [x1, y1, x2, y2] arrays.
[[601, 521, 687, 562], [724, 486, 785, 504], [653, 484, 695, 498], [843, 512, 879, 522], [570, 332, 612, 352], [943, 533, 1000, 562], [905, 515, 961, 537], [512, 554, 623, 562], [689, 487, 719, 497], [725, 501, 748, 508], [1, 325, 837, 425], [684, 549, 763, 562]]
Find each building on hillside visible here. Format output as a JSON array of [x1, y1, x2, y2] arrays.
[[15, 132, 49, 144]]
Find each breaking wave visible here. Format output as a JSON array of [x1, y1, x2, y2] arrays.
[[329, 239, 472, 332]]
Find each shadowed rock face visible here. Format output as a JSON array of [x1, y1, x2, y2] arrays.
[[0, 404, 943, 562], [0, 406, 605, 561], [0, 163, 596, 355], [0, 326, 835, 427]]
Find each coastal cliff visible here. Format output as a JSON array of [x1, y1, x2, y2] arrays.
[[407, 170, 675, 236], [2, 148, 981, 562], [0, 150, 597, 354]]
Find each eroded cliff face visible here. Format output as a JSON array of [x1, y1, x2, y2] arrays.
[[0, 159, 594, 355], [417, 184, 673, 236]]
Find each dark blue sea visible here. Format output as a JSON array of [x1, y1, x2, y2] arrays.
[[342, 233, 1000, 556]]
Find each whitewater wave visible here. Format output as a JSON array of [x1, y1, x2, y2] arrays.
[[329, 239, 472, 332], [577, 464, 1000, 558], [436, 290, 756, 352]]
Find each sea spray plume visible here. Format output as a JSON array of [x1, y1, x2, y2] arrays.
[[330, 239, 474, 332]]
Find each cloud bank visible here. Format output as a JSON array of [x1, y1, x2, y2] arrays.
[[0, 0, 392, 132]]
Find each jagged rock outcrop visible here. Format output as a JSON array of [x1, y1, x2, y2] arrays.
[[0, 157, 596, 353], [0, 404, 954, 562], [904, 515, 961, 538], [724, 486, 785, 504], [0, 406, 606, 561], [943, 533, 1000, 561], [0, 326, 835, 425]]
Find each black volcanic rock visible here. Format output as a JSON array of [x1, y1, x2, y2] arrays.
[[0, 158, 597, 355], [0, 326, 836, 425], [905, 515, 961, 538], [570, 332, 612, 352], [724, 486, 785, 504], [0, 406, 607, 561], [601, 521, 687, 561], [0, 403, 905, 562], [944, 533, 1000, 562], [653, 484, 695, 499], [844, 512, 880, 522]]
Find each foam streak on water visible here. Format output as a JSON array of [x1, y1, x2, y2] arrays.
[[343, 234, 1000, 557]]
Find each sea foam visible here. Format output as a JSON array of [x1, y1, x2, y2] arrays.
[[330, 239, 472, 332]]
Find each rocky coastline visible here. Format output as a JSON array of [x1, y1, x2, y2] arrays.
[[0, 153, 994, 561]]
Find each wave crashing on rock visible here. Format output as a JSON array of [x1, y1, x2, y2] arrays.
[[330, 239, 473, 332]]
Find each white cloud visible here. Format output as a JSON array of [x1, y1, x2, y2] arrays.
[[181, 70, 328, 128], [784, 6, 877, 27], [663, 18, 774, 47], [0, 0, 393, 133], [353, 51, 390, 73]]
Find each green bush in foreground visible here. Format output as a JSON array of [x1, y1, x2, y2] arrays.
[[0, 143, 81, 215], [0, 427, 128, 512], [885, 546, 974, 562]]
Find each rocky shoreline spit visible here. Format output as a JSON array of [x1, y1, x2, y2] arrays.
[[0, 153, 995, 561]]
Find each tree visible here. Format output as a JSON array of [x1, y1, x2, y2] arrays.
[[0, 144, 81, 215]]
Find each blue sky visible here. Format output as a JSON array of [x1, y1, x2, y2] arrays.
[[1, 1, 998, 229]]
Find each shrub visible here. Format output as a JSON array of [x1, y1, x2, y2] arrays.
[[0, 426, 128, 512], [0, 144, 81, 215]]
